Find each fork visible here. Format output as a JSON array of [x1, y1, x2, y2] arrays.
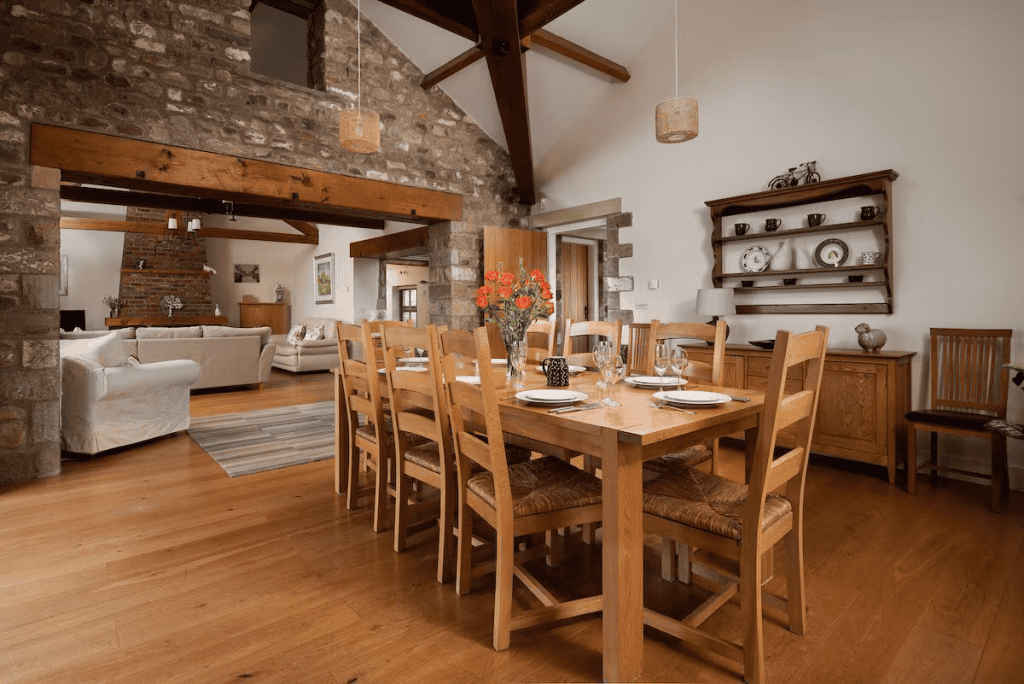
[[647, 400, 695, 415]]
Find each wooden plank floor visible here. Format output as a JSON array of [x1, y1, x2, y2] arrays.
[[2, 369, 1022, 683]]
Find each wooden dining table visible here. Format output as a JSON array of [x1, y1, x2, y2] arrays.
[[333, 362, 765, 682], [497, 369, 764, 683]]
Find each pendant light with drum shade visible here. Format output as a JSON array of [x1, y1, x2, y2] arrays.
[[339, 0, 380, 153], [655, 0, 698, 143]]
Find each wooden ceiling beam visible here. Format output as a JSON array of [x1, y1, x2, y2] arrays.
[[372, 0, 478, 42], [531, 28, 629, 82], [59, 184, 386, 229], [32, 124, 461, 224], [60, 217, 320, 245], [471, 0, 536, 204], [421, 44, 486, 89], [283, 219, 319, 238], [518, 0, 588, 37], [349, 226, 430, 259]]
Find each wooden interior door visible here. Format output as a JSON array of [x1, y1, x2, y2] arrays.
[[559, 241, 590, 354], [482, 226, 548, 351]]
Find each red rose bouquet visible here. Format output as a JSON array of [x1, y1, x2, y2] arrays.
[[475, 259, 554, 354]]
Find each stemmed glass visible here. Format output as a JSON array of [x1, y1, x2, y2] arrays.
[[509, 340, 527, 390], [602, 353, 626, 406], [593, 340, 611, 388], [653, 343, 670, 384], [670, 348, 689, 390]]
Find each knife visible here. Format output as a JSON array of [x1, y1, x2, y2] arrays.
[[549, 402, 602, 414]]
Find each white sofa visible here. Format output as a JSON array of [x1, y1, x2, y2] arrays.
[[60, 332, 201, 455], [61, 325, 276, 390], [271, 317, 340, 373]]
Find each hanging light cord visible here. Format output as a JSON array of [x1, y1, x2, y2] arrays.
[[673, 0, 678, 100], [356, 0, 362, 117]]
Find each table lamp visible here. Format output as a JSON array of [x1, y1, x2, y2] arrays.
[[696, 287, 736, 342]]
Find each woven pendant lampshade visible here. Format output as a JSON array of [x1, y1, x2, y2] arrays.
[[656, 96, 698, 143], [656, 0, 698, 144], [339, 0, 380, 154], [339, 109, 380, 153]]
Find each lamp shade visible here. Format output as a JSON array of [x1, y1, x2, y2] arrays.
[[655, 97, 698, 143], [696, 288, 736, 317], [339, 109, 380, 154]]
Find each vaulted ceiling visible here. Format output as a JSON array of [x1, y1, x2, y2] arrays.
[[257, 0, 673, 206]]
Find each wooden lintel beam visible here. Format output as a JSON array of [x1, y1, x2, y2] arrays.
[[253, 0, 315, 20], [283, 219, 319, 238], [33, 124, 462, 224], [531, 29, 630, 82], [59, 184, 385, 229], [350, 226, 429, 259], [60, 217, 319, 245], [421, 45, 486, 89]]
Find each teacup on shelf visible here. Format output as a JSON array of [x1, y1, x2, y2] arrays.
[[861, 251, 882, 265]]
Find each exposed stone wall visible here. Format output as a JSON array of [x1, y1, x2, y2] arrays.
[[428, 222, 484, 333], [0, 0, 529, 482]]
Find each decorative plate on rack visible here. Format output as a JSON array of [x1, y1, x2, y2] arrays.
[[740, 245, 772, 273], [814, 238, 849, 268]]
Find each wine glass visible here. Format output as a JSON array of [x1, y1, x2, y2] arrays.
[[670, 348, 688, 390], [602, 353, 626, 406], [653, 343, 670, 384], [593, 340, 611, 387]]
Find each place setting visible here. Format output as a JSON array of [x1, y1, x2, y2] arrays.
[[513, 388, 600, 413]]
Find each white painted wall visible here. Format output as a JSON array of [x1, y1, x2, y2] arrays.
[[536, 0, 1024, 486]]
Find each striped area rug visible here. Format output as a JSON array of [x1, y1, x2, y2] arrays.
[[188, 401, 335, 477]]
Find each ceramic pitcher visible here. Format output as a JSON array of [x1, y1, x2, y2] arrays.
[[540, 356, 570, 387]]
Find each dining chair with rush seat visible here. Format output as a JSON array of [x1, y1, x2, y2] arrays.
[[562, 318, 622, 369], [381, 323, 457, 583], [642, 319, 728, 581], [443, 327, 604, 650], [641, 326, 829, 684], [905, 327, 1012, 512], [334, 322, 397, 532], [525, 317, 557, 364]]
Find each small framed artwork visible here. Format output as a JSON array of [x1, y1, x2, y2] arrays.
[[234, 264, 260, 283], [314, 253, 334, 304], [59, 255, 68, 296]]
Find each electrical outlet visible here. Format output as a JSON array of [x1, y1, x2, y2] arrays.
[[636, 300, 648, 310]]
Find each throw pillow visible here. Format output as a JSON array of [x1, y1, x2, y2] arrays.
[[286, 324, 305, 345], [60, 331, 129, 368], [304, 324, 325, 341]]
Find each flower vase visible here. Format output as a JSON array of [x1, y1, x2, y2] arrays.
[[501, 326, 527, 384]]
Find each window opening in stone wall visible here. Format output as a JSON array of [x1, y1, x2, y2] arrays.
[[397, 287, 417, 325], [250, 2, 311, 89]]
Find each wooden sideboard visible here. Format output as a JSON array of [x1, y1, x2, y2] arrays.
[[239, 302, 290, 334], [686, 344, 915, 484]]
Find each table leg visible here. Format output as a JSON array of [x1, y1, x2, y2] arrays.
[[601, 428, 644, 683], [334, 371, 348, 496]]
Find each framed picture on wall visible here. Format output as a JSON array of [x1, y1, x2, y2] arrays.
[[314, 253, 334, 304]]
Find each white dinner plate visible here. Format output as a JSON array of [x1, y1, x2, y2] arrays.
[[625, 376, 686, 388], [653, 390, 731, 407], [398, 356, 429, 364], [455, 375, 481, 385], [534, 365, 587, 375], [378, 366, 429, 374], [490, 358, 507, 366], [515, 389, 588, 405]]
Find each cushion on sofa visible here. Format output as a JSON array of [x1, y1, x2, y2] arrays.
[[304, 323, 325, 341], [202, 325, 272, 346], [61, 327, 137, 340], [297, 317, 339, 339], [60, 331, 129, 368], [286, 324, 305, 345], [136, 326, 203, 339]]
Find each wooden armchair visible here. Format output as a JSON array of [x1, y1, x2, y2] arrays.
[[642, 326, 829, 684], [906, 328, 1012, 512], [443, 327, 604, 650]]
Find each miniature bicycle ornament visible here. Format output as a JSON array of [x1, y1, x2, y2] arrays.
[[767, 161, 821, 190]]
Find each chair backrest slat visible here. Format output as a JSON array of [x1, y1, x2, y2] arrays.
[[626, 323, 652, 375], [562, 318, 622, 368], [930, 328, 1011, 416]]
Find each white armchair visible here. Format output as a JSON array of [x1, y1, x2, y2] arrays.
[[60, 333, 201, 455]]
